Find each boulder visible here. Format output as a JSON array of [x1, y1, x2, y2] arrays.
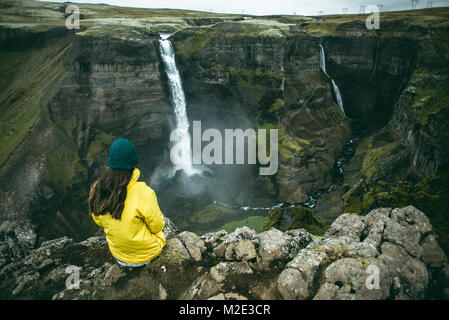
[[314, 258, 392, 300], [224, 240, 257, 261], [177, 232, 206, 262], [324, 213, 366, 241], [210, 262, 253, 283], [258, 228, 307, 270], [165, 238, 191, 262]]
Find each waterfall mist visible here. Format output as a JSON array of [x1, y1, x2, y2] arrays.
[[158, 34, 201, 177], [150, 34, 266, 230]]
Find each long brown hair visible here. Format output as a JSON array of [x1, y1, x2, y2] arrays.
[[88, 167, 134, 220]]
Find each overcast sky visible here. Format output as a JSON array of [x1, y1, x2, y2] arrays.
[[41, 0, 449, 15]]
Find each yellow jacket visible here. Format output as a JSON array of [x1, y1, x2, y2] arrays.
[[91, 168, 166, 264]]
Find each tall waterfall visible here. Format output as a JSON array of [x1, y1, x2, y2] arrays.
[[331, 79, 344, 113], [319, 44, 329, 78], [159, 34, 198, 176], [319, 44, 345, 115]]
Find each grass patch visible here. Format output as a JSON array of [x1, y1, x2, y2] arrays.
[[0, 37, 72, 167], [189, 204, 238, 224], [217, 215, 267, 233]]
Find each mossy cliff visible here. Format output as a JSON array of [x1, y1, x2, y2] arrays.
[[337, 11, 449, 256]]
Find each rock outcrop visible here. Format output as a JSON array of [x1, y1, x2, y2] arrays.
[[1, 206, 447, 300]]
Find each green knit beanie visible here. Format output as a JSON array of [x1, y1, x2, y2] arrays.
[[107, 138, 138, 170]]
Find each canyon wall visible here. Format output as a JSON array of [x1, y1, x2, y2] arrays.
[[1, 2, 448, 262]]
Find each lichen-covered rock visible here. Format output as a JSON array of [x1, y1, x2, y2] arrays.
[[277, 237, 377, 300], [176, 231, 206, 262], [201, 230, 228, 248], [314, 258, 392, 300], [210, 262, 253, 283], [208, 292, 248, 300], [278, 206, 447, 300], [379, 242, 429, 299], [421, 234, 447, 268], [0, 220, 37, 265], [179, 273, 221, 300], [285, 229, 313, 248], [224, 240, 257, 262], [324, 213, 366, 241], [165, 238, 191, 262], [203, 227, 260, 260], [162, 217, 178, 240], [103, 264, 126, 287], [1, 206, 447, 300], [257, 228, 296, 270], [222, 227, 258, 244]]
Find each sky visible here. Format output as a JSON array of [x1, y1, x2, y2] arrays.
[[41, 0, 449, 15]]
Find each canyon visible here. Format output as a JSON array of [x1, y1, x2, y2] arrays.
[[0, 0, 448, 299]]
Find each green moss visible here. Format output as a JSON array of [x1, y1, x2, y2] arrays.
[[390, 172, 449, 234], [263, 207, 325, 235], [174, 27, 215, 59], [256, 121, 312, 161], [343, 178, 364, 213], [386, 171, 449, 256], [361, 140, 401, 182], [62, 115, 77, 137], [411, 73, 449, 126], [343, 194, 362, 214], [45, 146, 85, 189], [218, 215, 268, 233], [87, 129, 116, 160], [189, 204, 238, 224], [0, 36, 71, 167], [268, 98, 285, 112], [306, 224, 326, 236], [361, 191, 375, 211], [358, 258, 369, 271], [278, 127, 311, 160], [301, 21, 339, 36], [229, 69, 283, 89]]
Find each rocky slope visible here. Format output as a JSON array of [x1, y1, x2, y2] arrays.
[[1, 206, 448, 300]]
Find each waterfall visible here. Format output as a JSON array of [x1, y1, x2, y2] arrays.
[[159, 34, 198, 176], [319, 44, 345, 114], [319, 44, 329, 78], [331, 79, 344, 114]]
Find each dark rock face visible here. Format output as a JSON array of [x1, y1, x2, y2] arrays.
[[391, 71, 449, 176], [0, 25, 175, 243], [50, 27, 174, 172], [1, 207, 447, 300], [324, 35, 417, 131], [264, 207, 324, 235], [172, 28, 350, 204], [335, 20, 449, 256]]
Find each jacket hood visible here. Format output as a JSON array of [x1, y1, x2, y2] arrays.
[[127, 167, 140, 190]]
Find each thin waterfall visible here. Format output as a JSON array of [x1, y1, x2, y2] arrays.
[[319, 44, 345, 114], [159, 34, 198, 176], [331, 79, 344, 114], [319, 44, 329, 78]]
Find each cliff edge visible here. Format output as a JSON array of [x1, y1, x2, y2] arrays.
[[1, 205, 448, 300]]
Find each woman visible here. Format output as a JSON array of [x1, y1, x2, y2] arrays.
[[89, 138, 166, 267]]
